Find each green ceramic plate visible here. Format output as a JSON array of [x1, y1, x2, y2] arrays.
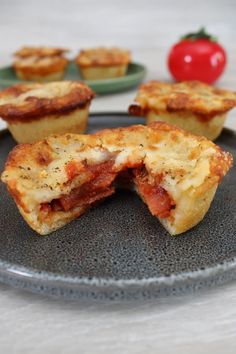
[[0, 62, 146, 94]]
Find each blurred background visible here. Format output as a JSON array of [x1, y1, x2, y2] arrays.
[[1, 0, 235, 50], [1, 0, 235, 79], [0, 0, 235, 122]]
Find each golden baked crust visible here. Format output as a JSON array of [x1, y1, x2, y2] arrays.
[[76, 47, 131, 67], [1, 122, 232, 235], [14, 46, 69, 58], [7, 106, 89, 143], [13, 56, 68, 78], [129, 80, 236, 119], [0, 81, 95, 123], [145, 111, 227, 141], [78, 65, 128, 80]]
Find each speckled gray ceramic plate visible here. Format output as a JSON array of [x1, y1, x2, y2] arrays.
[[0, 113, 236, 300]]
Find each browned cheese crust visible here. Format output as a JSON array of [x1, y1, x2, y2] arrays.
[[76, 47, 131, 67], [0, 81, 95, 123], [14, 46, 69, 58], [129, 81, 236, 120]]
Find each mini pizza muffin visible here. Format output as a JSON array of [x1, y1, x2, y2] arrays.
[[13, 56, 68, 82], [129, 80, 236, 140], [0, 81, 95, 143], [13, 46, 69, 82], [1, 122, 232, 235], [76, 47, 131, 80]]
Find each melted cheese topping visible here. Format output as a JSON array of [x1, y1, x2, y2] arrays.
[[2, 123, 232, 211], [132, 81, 236, 115], [14, 46, 69, 58], [14, 56, 67, 68], [0, 81, 87, 106]]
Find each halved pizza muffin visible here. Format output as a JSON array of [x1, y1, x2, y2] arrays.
[[1, 122, 232, 236], [76, 47, 131, 80], [129, 81, 236, 140], [13, 46, 69, 82], [0, 81, 95, 143]]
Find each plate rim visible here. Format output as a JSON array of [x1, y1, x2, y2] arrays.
[[0, 112, 236, 298], [0, 255, 236, 287]]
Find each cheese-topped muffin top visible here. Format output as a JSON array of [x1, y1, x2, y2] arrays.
[[14, 46, 69, 58], [76, 47, 131, 67], [0, 81, 95, 122], [130, 81, 236, 117]]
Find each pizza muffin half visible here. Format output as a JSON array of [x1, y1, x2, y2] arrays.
[[129, 80, 236, 140], [13, 46, 69, 82], [76, 47, 131, 80], [0, 81, 95, 143], [1, 122, 232, 236]]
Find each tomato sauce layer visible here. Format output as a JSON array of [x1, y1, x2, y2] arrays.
[[133, 167, 175, 218], [41, 161, 116, 213], [40, 162, 175, 218]]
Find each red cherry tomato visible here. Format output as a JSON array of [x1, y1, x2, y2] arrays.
[[168, 28, 227, 84]]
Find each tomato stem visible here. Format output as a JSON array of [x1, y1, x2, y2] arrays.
[[181, 27, 217, 42]]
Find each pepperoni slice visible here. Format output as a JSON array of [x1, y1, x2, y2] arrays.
[[41, 162, 175, 219], [60, 160, 116, 211]]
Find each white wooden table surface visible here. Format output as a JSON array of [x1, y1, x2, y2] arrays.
[[0, 1, 236, 353]]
